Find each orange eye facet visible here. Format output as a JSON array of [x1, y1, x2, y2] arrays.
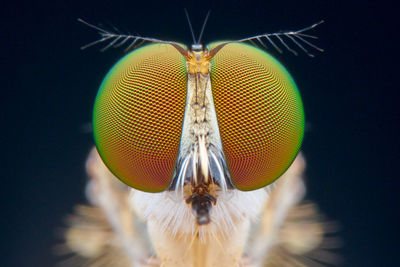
[[210, 42, 305, 191], [93, 44, 187, 192]]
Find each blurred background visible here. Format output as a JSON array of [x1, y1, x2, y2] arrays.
[[2, 0, 397, 266]]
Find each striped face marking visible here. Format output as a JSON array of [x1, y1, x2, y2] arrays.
[[93, 42, 304, 193]]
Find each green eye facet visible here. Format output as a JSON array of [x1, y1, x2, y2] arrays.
[[209, 42, 304, 191], [93, 44, 187, 192]]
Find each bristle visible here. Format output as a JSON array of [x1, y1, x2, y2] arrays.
[[58, 149, 340, 266], [131, 187, 267, 242]]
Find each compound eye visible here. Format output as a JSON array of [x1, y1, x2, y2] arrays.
[[93, 44, 187, 192], [210, 42, 305, 191]]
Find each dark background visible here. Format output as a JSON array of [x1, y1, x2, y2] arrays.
[[2, 0, 398, 266]]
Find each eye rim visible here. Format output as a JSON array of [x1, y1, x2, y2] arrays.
[[208, 41, 305, 191], [93, 43, 188, 193]]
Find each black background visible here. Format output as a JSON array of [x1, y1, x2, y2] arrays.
[[2, 0, 398, 266]]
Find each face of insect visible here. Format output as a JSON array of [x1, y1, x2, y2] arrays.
[[93, 42, 304, 223]]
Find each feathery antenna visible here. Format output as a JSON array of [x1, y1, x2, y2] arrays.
[[235, 20, 325, 57], [77, 18, 176, 52], [184, 9, 197, 44], [78, 18, 324, 57], [197, 10, 211, 44]]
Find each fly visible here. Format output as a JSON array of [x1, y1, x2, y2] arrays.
[[57, 12, 340, 267]]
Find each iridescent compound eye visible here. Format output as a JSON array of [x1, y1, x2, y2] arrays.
[[210, 42, 304, 191], [94, 41, 304, 193], [93, 44, 187, 192]]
